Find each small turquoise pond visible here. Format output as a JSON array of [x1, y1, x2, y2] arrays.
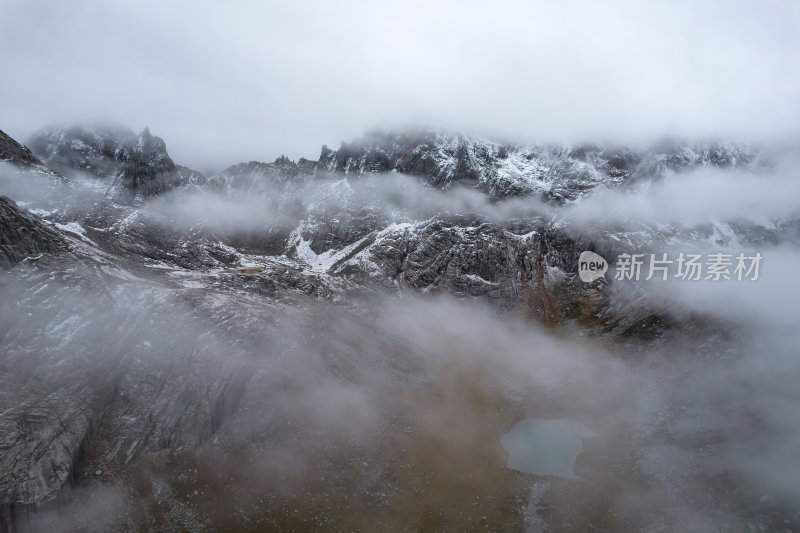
[[500, 418, 595, 477]]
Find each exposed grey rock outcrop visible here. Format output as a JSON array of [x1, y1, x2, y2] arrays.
[[0, 196, 66, 268], [0, 129, 42, 168], [210, 156, 318, 195]]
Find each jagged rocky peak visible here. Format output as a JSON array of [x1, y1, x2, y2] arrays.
[[317, 130, 764, 202], [18, 125, 763, 206], [132, 126, 174, 171], [211, 154, 320, 194], [27, 125, 190, 198], [0, 128, 44, 168]]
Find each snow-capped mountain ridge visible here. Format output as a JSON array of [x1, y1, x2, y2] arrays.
[[26, 126, 765, 206], [317, 130, 764, 202]]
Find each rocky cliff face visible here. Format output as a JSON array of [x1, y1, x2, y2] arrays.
[[0, 196, 66, 267], [0, 129, 43, 168], [210, 156, 318, 195], [28, 126, 205, 199]]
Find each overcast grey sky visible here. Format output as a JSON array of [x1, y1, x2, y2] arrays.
[[1, 0, 799, 170]]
